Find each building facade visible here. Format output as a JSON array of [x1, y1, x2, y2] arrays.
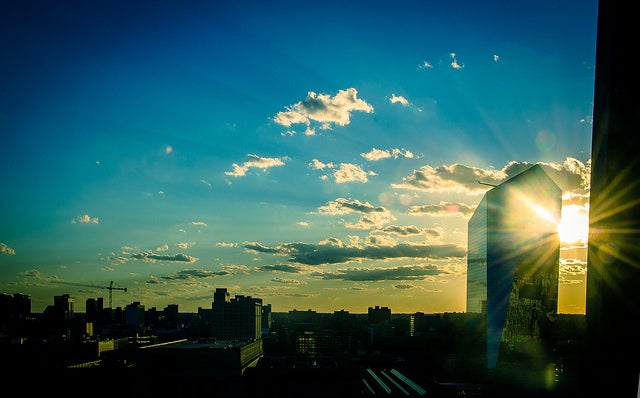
[[466, 164, 561, 369], [212, 288, 263, 340]]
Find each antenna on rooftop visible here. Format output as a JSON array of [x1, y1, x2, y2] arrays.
[[477, 180, 497, 187]]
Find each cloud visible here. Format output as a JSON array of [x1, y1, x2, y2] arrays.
[[0, 243, 15, 255], [361, 148, 414, 161], [130, 251, 198, 263], [390, 94, 409, 106], [308, 160, 377, 183], [418, 60, 433, 69], [309, 159, 335, 170], [393, 163, 506, 194], [333, 163, 376, 183], [161, 269, 232, 280], [273, 88, 373, 132], [408, 202, 476, 217], [318, 198, 387, 215], [312, 264, 447, 281], [318, 198, 395, 230], [72, 214, 99, 224], [258, 264, 309, 273], [393, 158, 590, 198], [450, 52, 464, 69], [216, 242, 238, 248], [225, 154, 286, 177], [22, 269, 42, 278], [271, 277, 304, 284], [244, 240, 466, 266], [377, 225, 440, 238]]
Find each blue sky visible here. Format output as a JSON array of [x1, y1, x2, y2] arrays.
[[0, 0, 597, 314]]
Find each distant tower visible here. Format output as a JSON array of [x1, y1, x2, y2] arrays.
[[467, 164, 561, 369], [53, 294, 74, 320]]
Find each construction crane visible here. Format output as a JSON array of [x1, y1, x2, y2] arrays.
[[52, 280, 128, 308]]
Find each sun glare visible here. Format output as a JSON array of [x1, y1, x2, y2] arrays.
[[558, 204, 589, 245]]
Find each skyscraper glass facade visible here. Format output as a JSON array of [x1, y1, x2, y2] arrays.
[[467, 164, 561, 369]]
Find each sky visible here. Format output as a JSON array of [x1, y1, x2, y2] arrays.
[[0, 0, 598, 314]]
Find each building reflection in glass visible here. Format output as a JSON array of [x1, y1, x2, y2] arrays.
[[467, 164, 561, 372]]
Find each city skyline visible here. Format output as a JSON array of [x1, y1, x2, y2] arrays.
[[1, 0, 597, 314]]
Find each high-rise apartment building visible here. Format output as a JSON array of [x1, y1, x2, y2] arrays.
[[212, 287, 263, 340], [466, 164, 561, 369]]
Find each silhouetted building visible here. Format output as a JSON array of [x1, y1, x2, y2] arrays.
[[124, 301, 145, 329], [585, 1, 640, 396], [164, 304, 179, 329], [261, 303, 272, 335], [0, 293, 31, 323], [368, 305, 391, 324], [212, 288, 262, 340], [467, 164, 561, 370]]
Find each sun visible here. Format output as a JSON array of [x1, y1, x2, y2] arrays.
[[558, 204, 589, 245]]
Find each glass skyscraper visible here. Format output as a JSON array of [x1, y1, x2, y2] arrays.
[[466, 164, 561, 369]]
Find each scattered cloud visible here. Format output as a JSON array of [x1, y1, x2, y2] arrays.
[[333, 163, 376, 183], [257, 263, 310, 273], [225, 154, 286, 177], [390, 94, 409, 106], [377, 225, 440, 238], [244, 240, 466, 266], [361, 148, 414, 161], [271, 277, 304, 284], [312, 264, 447, 281], [130, 251, 198, 263], [450, 52, 464, 69], [21, 269, 43, 278], [408, 202, 476, 217], [0, 243, 15, 255], [318, 198, 388, 216], [308, 160, 375, 183], [72, 214, 99, 224], [392, 158, 590, 199], [161, 269, 232, 280], [273, 88, 373, 134], [309, 159, 335, 170], [418, 60, 433, 69]]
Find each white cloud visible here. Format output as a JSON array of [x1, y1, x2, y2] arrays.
[[225, 154, 286, 177], [309, 159, 335, 170], [361, 148, 414, 161], [390, 94, 409, 106], [273, 88, 373, 132], [333, 163, 376, 183], [72, 214, 99, 224], [450, 52, 464, 69], [0, 243, 15, 255], [418, 60, 433, 69]]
